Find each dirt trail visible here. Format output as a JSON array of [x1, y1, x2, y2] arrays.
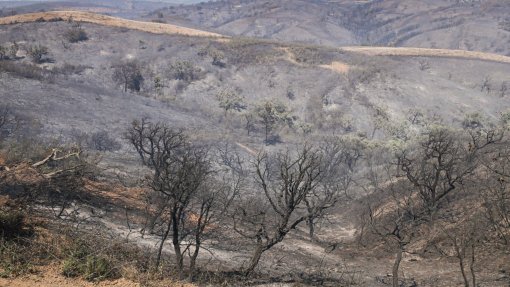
[[319, 61, 350, 74], [0, 11, 224, 38], [341, 46, 510, 64], [235, 142, 258, 156]]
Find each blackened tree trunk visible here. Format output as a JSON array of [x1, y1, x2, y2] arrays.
[[245, 244, 265, 275], [392, 247, 403, 287], [155, 218, 172, 268], [171, 211, 184, 279]]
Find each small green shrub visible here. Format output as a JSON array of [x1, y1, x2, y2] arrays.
[[83, 255, 114, 281], [0, 240, 33, 278], [62, 256, 82, 277], [62, 239, 116, 281]]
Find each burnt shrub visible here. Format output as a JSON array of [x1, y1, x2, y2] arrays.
[[26, 44, 49, 64], [64, 27, 88, 43], [112, 60, 145, 92], [0, 210, 24, 239], [0, 208, 33, 278], [169, 60, 203, 83], [54, 63, 90, 75], [0, 61, 54, 81], [89, 131, 121, 152]]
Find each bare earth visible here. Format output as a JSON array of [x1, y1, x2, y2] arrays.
[[0, 265, 196, 287], [0, 11, 224, 38], [341, 46, 510, 64]]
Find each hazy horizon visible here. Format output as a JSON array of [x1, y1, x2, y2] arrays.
[[0, 0, 208, 3]]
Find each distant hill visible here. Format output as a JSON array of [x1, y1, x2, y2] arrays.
[[0, 0, 171, 19], [147, 0, 510, 56]]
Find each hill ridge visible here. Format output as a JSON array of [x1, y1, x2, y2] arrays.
[[0, 10, 225, 38], [1, 11, 510, 65]]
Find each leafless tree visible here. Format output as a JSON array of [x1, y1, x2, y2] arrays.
[[362, 154, 424, 287], [233, 143, 352, 275], [397, 126, 493, 216], [436, 212, 485, 287], [304, 137, 362, 239], [112, 61, 144, 92], [361, 123, 501, 287], [89, 131, 121, 152], [234, 145, 322, 274], [478, 135, 510, 245], [126, 118, 238, 280]]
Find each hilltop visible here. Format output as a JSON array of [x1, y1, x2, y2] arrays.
[[149, 0, 510, 56], [0, 11, 224, 37]]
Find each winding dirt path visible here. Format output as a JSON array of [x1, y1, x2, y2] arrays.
[[340, 46, 510, 64]]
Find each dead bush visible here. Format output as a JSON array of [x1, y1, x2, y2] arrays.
[[168, 60, 203, 83], [0, 210, 25, 239], [64, 27, 88, 43], [26, 44, 49, 64], [89, 131, 121, 152], [198, 46, 225, 67], [112, 60, 145, 92], [220, 38, 280, 66], [0, 61, 54, 82], [289, 46, 322, 64], [0, 45, 7, 60], [54, 63, 90, 75]]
